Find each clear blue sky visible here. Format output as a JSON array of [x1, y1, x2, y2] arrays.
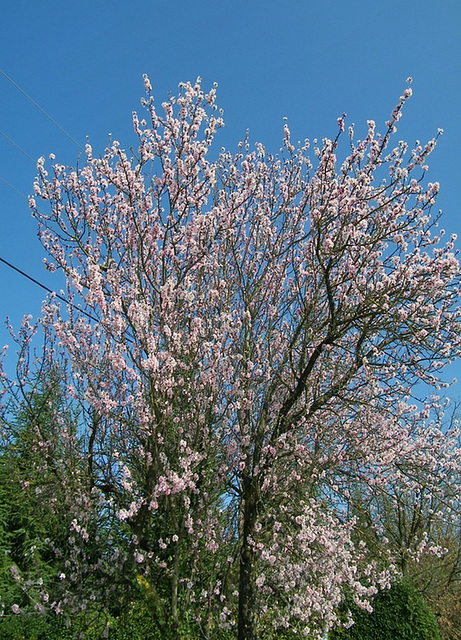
[[1, 1, 460, 390]]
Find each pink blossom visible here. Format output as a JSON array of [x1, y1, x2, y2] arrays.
[[2, 77, 459, 638]]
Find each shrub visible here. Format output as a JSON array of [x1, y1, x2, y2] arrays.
[[331, 579, 441, 640]]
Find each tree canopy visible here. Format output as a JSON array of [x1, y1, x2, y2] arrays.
[[1, 77, 460, 639]]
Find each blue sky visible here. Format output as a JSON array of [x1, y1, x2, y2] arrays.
[[1, 0, 460, 390]]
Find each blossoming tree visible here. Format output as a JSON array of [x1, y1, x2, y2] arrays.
[[2, 76, 461, 638]]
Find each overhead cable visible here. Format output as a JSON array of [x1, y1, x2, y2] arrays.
[[0, 129, 36, 163], [0, 255, 135, 344], [0, 255, 96, 322], [0, 67, 84, 151]]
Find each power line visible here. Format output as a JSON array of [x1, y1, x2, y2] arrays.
[[0, 129, 35, 199], [0, 255, 96, 322], [0, 176, 28, 200], [0, 129, 36, 163], [0, 70, 135, 340], [0, 255, 135, 344], [0, 72, 134, 339], [0, 67, 84, 151]]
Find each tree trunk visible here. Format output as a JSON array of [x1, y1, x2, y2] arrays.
[[238, 477, 258, 640]]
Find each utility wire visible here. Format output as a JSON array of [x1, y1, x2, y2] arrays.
[[0, 69, 83, 199], [0, 176, 27, 200], [0, 67, 84, 151], [0, 255, 97, 323], [0, 255, 135, 344], [0, 72, 137, 343], [0, 130, 35, 199], [0, 129, 36, 163], [0, 71, 91, 321]]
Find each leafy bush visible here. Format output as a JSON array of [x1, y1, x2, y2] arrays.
[[331, 579, 441, 640], [0, 613, 74, 640]]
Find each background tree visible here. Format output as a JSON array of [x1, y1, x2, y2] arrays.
[[0, 344, 83, 636], [0, 330, 123, 637], [1, 77, 460, 638], [348, 403, 461, 639]]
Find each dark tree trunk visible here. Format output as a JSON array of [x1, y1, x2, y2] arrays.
[[238, 477, 258, 640]]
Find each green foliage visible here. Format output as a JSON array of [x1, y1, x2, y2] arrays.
[[0, 612, 75, 640], [0, 367, 88, 635], [331, 579, 441, 640]]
